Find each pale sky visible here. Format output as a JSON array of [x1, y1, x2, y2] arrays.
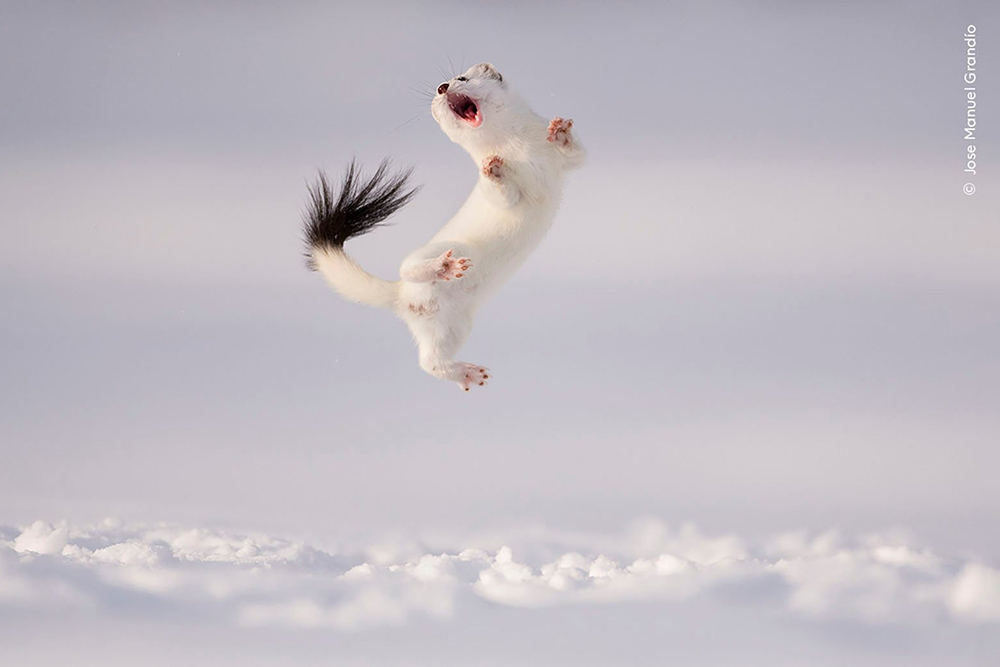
[[1, 1, 998, 664]]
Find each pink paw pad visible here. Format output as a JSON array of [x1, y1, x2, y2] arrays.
[[435, 249, 473, 281], [547, 117, 574, 147], [458, 364, 490, 391], [482, 155, 504, 180]]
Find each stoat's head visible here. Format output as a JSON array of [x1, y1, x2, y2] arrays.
[[431, 63, 526, 152]]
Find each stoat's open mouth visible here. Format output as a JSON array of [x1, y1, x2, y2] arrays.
[[447, 93, 482, 127]]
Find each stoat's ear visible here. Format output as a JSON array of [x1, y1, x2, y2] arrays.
[[473, 62, 503, 83]]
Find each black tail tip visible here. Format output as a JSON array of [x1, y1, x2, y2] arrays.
[[302, 159, 419, 265]]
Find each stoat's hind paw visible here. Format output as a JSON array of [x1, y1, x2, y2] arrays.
[[457, 363, 490, 392], [434, 249, 472, 282], [482, 155, 504, 181], [547, 117, 574, 147]]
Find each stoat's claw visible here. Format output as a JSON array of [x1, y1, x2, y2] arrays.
[[434, 249, 473, 281], [547, 117, 574, 147]]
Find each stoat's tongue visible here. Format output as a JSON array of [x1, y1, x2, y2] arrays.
[[447, 93, 482, 127]]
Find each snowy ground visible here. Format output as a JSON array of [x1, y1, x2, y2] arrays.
[[3, 518, 999, 665]]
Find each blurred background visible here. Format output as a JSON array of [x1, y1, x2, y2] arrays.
[[1, 0, 997, 578]]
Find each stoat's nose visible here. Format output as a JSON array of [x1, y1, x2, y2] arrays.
[[437, 82, 449, 95]]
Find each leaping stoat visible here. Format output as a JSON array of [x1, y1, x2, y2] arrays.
[[303, 62, 585, 391]]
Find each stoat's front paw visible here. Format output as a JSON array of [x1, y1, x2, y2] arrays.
[[482, 155, 505, 181], [434, 249, 472, 282], [547, 117, 574, 147]]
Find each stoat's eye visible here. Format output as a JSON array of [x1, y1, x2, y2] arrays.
[[455, 76, 468, 82]]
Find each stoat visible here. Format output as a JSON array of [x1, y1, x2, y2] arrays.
[[303, 62, 585, 391]]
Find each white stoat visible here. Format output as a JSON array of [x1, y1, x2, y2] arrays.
[[304, 62, 585, 391]]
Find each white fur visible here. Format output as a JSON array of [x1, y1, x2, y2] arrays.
[[314, 63, 584, 390]]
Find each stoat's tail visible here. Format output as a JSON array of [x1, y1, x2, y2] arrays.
[[303, 160, 418, 310]]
